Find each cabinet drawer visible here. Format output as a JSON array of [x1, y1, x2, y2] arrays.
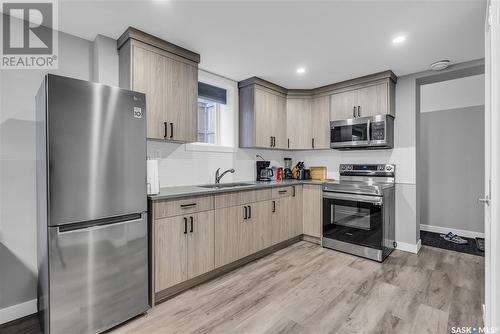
[[154, 195, 214, 219], [215, 189, 272, 209], [272, 186, 295, 198]]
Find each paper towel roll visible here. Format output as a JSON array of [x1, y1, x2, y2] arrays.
[[147, 159, 160, 195]]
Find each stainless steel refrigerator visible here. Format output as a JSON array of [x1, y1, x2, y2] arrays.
[[36, 74, 149, 334]]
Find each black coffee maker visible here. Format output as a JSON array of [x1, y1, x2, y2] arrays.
[[256, 160, 271, 181]]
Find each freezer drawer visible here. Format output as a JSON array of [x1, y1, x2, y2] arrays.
[[48, 213, 149, 334]]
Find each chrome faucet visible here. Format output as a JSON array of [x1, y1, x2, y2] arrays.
[[215, 168, 235, 184]]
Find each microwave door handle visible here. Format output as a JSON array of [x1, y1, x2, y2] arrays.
[[367, 118, 371, 143]]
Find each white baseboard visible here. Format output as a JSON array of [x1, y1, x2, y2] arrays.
[[0, 299, 37, 325], [420, 224, 485, 239], [396, 239, 421, 254]]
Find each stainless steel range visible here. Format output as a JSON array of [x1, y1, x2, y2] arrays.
[[322, 164, 396, 262]]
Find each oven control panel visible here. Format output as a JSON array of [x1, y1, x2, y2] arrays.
[[339, 164, 395, 176]]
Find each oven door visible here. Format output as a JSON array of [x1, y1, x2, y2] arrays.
[[322, 192, 383, 249], [330, 118, 370, 149]]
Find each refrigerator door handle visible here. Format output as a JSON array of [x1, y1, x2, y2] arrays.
[[57, 213, 143, 234]]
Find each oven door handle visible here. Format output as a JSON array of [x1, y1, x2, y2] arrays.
[[323, 192, 383, 205]]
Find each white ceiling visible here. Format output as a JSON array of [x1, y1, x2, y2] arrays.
[[59, 0, 486, 88]]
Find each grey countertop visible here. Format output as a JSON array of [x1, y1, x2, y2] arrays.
[[148, 179, 328, 201]]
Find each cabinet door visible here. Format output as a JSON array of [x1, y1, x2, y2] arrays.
[[248, 201, 272, 254], [302, 185, 322, 238], [187, 211, 215, 279], [254, 88, 274, 148], [356, 83, 388, 117], [271, 197, 293, 245], [273, 94, 288, 149], [132, 45, 167, 140], [286, 98, 312, 149], [215, 205, 243, 267], [168, 60, 198, 142], [292, 186, 303, 236], [154, 216, 187, 292], [330, 90, 357, 121], [311, 96, 331, 149]]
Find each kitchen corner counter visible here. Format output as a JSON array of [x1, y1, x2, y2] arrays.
[[148, 179, 326, 201]]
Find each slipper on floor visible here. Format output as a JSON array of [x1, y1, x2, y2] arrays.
[[446, 234, 468, 245], [440, 232, 455, 239]]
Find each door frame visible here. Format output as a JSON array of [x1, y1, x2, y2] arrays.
[[484, 0, 499, 328]]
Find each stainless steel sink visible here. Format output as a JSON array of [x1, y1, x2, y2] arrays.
[[199, 182, 254, 189]]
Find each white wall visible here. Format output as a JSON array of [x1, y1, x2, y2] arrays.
[[421, 74, 485, 113], [0, 30, 94, 321]]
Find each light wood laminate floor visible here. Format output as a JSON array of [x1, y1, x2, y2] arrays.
[[112, 242, 484, 334]]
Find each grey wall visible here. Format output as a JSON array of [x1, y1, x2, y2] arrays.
[[420, 106, 485, 233], [0, 30, 93, 313]]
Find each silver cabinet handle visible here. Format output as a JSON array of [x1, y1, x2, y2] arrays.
[[353, 106, 356, 118], [357, 106, 361, 117]]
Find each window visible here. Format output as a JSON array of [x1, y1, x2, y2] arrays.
[[197, 82, 227, 145], [186, 70, 237, 152], [197, 98, 219, 144]]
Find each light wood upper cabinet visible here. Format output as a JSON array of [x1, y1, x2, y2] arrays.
[[286, 95, 329, 150], [287, 98, 312, 149], [131, 45, 166, 139], [310, 95, 331, 149], [330, 89, 358, 121], [330, 80, 395, 121], [254, 88, 275, 148], [239, 79, 288, 149], [253, 87, 287, 149], [356, 83, 389, 117], [118, 28, 200, 142], [240, 72, 396, 150], [302, 184, 322, 238]]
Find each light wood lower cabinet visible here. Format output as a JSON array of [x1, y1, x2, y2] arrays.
[[154, 210, 214, 292], [215, 205, 244, 267], [271, 186, 303, 245], [248, 201, 272, 255], [215, 201, 272, 267], [271, 196, 293, 245], [302, 184, 322, 238], [153, 185, 311, 295], [187, 211, 215, 279], [154, 215, 187, 292]]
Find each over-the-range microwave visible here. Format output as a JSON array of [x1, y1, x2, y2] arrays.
[[330, 114, 394, 150]]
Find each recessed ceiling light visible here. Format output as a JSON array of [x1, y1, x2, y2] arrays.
[[296, 67, 306, 74], [392, 35, 406, 44]]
